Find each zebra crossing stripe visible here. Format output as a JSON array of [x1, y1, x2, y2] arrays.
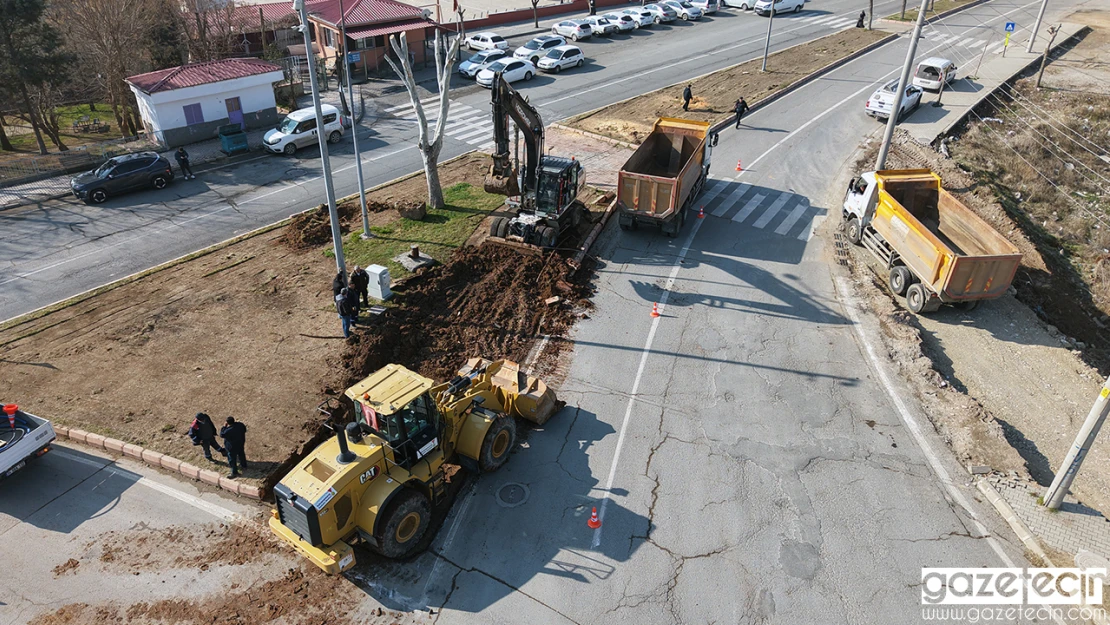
[[967, 39, 986, 49], [985, 40, 1004, 53], [732, 193, 766, 223], [829, 18, 854, 28], [477, 141, 496, 152], [752, 191, 793, 229], [774, 196, 810, 235], [452, 124, 494, 142], [798, 214, 825, 241], [696, 179, 728, 210], [711, 182, 749, 217], [385, 94, 441, 113], [811, 15, 838, 24]]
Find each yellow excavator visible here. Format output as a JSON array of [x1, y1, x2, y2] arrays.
[[269, 357, 558, 574]]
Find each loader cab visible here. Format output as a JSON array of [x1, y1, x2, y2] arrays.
[[534, 156, 582, 216], [369, 394, 442, 471]]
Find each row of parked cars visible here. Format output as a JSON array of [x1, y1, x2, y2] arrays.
[[460, 1, 719, 86]]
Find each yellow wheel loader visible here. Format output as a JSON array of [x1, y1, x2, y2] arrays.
[[269, 357, 559, 574]]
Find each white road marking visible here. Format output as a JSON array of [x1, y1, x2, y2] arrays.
[[711, 182, 749, 217], [797, 213, 824, 241], [696, 179, 728, 212], [385, 94, 441, 113], [732, 192, 766, 223], [477, 141, 497, 152], [752, 190, 792, 229], [452, 124, 495, 142], [774, 196, 810, 235]]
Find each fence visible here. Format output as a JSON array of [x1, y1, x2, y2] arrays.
[[0, 135, 154, 190]]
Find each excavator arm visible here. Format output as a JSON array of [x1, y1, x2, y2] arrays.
[[484, 74, 545, 199]]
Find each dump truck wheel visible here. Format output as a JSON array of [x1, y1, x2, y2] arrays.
[[374, 488, 431, 559], [888, 266, 912, 296], [479, 414, 517, 472], [845, 217, 862, 244], [906, 284, 927, 314], [956, 299, 980, 312]]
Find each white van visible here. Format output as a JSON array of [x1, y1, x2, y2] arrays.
[[912, 58, 958, 91], [754, 0, 804, 15], [264, 104, 344, 155]]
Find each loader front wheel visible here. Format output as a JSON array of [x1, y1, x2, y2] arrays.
[[373, 488, 431, 559], [479, 414, 517, 472]]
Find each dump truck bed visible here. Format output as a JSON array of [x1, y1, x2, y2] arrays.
[[872, 170, 1021, 301], [617, 118, 709, 222]]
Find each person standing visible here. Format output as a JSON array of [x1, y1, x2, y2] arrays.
[[682, 85, 693, 112], [175, 147, 196, 180], [856, 10, 866, 27], [332, 271, 346, 298], [188, 412, 224, 461], [349, 265, 370, 307], [734, 97, 750, 129], [588, 0, 596, 15], [220, 417, 248, 478], [335, 286, 357, 338], [344, 283, 362, 324]]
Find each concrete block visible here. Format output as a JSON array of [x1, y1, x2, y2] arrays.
[[121, 443, 144, 460], [179, 463, 201, 480], [103, 438, 125, 453], [967, 465, 991, 475], [198, 469, 222, 486], [67, 429, 88, 444], [159, 455, 183, 472], [84, 432, 106, 449], [237, 485, 263, 500], [141, 449, 164, 466], [218, 477, 242, 493], [54, 425, 69, 438]]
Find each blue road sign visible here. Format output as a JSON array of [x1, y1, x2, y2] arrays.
[[1005, 21, 1016, 32]]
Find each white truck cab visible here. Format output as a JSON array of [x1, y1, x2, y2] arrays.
[[1, 404, 56, 479]]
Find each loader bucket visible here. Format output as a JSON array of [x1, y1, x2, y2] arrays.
[[460, 358, 560, 425], [484, 173, 520, 196]]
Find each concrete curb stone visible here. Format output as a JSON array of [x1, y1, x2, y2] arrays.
[[976, 477, 1053, 564]]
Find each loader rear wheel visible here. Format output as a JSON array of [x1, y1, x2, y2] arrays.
[[479, 414, 517, 472], [888, 266, 912, 296], [906, 283, 928, 314], [845, 217, 862, 245], [373, 488, 431, 559]]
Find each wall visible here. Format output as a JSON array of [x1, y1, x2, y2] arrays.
[[161, 108, 279, 148], [314, 23, 430, 77], [450, 0, 634, 30]]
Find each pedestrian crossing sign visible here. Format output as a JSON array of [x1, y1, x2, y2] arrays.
[[1005, 21, 1016, 33]]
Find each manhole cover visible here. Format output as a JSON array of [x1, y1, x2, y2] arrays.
[[496, 482, 529, 508]]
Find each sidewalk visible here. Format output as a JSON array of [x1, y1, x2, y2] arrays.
[[985, 475, 1110, 565]]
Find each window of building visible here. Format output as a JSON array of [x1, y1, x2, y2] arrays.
[[324, 29, 336, 48], [183, 103, 204, 126]]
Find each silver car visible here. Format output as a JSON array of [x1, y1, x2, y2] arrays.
[[603, 12, 638, 30], [690, 0, 718, 13], [643, 3, 678, 22], [620, 8, 656, 27], [582, 16, 620, 36], [551, 19, 592, 41], [664, 0, 703, 19], [458, 49, 507, 78]]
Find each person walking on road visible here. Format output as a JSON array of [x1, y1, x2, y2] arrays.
[[188, 412, 224, 461], [220, 416, 248, 478], [734, 97, 750, 129], [175, 147, 196, 180], [682, 85, 693, 112], [349, 265, 370, 307], [335, 286, 357, 338]]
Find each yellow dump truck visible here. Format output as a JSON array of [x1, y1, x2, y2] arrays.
[[617, 118, 718, 237], [843, 169, 1021, 313]]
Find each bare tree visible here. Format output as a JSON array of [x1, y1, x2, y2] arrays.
[[900, 0, 907, 20], [384, 30, 460, 210], [868, 0, 873, 29], [531, 0, 540, 28]]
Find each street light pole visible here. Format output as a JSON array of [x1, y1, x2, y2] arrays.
[[875, 0, 929, 170], [761, 4, 775, 72], [1042, 376, 1110, 509], [337, 0, 370, 239], [293, 0, 347, 278], [1026, 0, 1049, 53]]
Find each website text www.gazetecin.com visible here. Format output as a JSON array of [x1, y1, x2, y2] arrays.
[[922, 568, 1109, 623]]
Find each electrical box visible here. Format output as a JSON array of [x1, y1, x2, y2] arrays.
[[367, 264, 392, 301]]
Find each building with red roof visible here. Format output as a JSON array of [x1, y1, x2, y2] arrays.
[[304, 0, 434, 77]]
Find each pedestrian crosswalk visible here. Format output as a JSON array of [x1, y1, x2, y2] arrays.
[[797, 13, 859, 29], [384, 97, 498, 152], [693, 178, 825, 241], [921, 29, 1007, 55]]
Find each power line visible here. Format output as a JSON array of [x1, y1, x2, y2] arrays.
[[1000, 83, 1110, 157]]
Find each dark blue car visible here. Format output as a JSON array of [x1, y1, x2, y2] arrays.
[[70, 151, 175, 204]]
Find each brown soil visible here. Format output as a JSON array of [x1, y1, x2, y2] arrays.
[[570, 28, 889, 143], [89, 520, 283, 573], [51, 558, 79, 577]]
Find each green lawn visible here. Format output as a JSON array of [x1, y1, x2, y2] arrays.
[[3, 102, 121, 154], [339, 183, 504, 279], [886, 0, 969, 21]]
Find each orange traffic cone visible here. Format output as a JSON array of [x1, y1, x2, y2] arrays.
[[587, 507, 602, 529], [650, 303, 661, 318], [735, 159, 743, 172], [698, 206, 705, 219]]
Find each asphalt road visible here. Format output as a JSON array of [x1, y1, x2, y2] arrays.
[[0, 0, 914, 322]]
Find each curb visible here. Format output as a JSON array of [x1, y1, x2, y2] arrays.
[[976, 478, 1054, 565], [53, 425, 264, 501], [572, 196, 619, 268], [881, 0, 992, 25], [550, 123, 638, 150]]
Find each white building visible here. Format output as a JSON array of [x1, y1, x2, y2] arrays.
[[126, 58, 285, 148]]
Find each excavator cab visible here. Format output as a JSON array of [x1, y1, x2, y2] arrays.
[[534, 156, 582, 216]]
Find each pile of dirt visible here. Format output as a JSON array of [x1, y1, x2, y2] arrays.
[[52, 559, 79, 577], [282, 202, 360, 249], [335, 244, 593, 388]]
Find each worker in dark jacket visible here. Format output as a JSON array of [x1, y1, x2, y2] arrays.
[[349, 265, 370, 307], [734, 97, 750, 129], [682, 85, 693, 112], [856, 10, 866, 27], [220, 416, 248, 478], [188, 412, 224, 461], [175, 147, 195, 180], [332, 271, 346, 298], [336, 286, 357, 338]]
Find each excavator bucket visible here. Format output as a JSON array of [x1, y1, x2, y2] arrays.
[[483, 172, 520, 196], [459, 358, 560, 425]]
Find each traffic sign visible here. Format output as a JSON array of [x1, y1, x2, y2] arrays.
[[1005, 21, 1016, 33]]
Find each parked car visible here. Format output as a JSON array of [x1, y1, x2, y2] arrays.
[[620, 8, 656, 27], [476, 58, 536, 87], [721, 0, 754, 9], [603, 12, 639, 30], [754, 0, 804, 14], [464, 32, 509, 51], [513, 35, 567, 65], [582, 16, 620, 36], [459, 49, 507, 78], [690, 0, 719, 13], [70, 151, 174, 204], [264, 104, 344, 155], [551, 20, 592, 41], [864, 79, 923, 121], [912, 57, 958, 91], [664, 0, 704, 19], [643, 3, 678, 22], [537, 45, 586, 73]]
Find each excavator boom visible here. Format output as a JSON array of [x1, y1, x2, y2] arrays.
[[483, 74, 545, 200]]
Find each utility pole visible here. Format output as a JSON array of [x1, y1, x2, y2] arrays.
[[875, 0, 930, 170], [1035, 25, 1059, 88], [760, 6, 775, 72], [337, 0, 370, 239], [971, 33, 992, 80], [1027, 0, 1049, 53], [293, 0, 347, 279], [1042, 376, 1110, 510]]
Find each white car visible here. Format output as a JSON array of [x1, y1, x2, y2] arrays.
[[644, 3, 678, 22], [514, 34, 567, 65], [458, 49, 507, 78], [664, 0, 703, 19], [582, 16, 620, 36], [264, 104, 344, 155], [690, 0, 718, 13], [464, 32, 509, 51], [912, 57, 958, 91], [754, 0, 804, 14], [721, 0, 753, 9], [865, 79, 923, 121], [476, 58, 536, 87], [620, 8, 656, 27], [537, 45, 586, 73], [551, 20, 592, 41], [603, 12, 638, 30]]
